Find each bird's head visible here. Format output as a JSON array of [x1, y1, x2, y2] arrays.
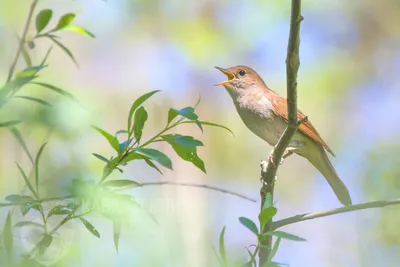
[[214, 65, 266, 96]]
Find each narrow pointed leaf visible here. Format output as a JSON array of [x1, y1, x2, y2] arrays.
[[31, 82, 77, 102], [80, 218, 100, 238], [16, 65, 47, 78], [47, 35, 78, 66], [16, 163, 37, 198], [3, 211, 13, 255], [14, 96, 51, 107], [36, 9, 53, 33], [132, 106, 148, 141], [113, 220, 121, 253], [92, 153, 110, 164], [93, 126, 119, 152], [65, 25, 95, 38], [266, 237, 281, 265], [35, 143, 47, 195], [127, 90, 160, 132], [0, 121, 21, 127], [40, 46, 53, 66], [55, 13, 75, 30], [219, 226, 228, 267], [181, 121, 234, 135], [9, 126, 34, 165], [133, 148, 172, 170], [239, 217, 258, 236], [264, 231, 306, 242], [21, 43, 32, 67], [144, 159, 163, 174]]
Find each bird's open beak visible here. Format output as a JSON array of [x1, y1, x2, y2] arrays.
[[214, 66, 236, 86]]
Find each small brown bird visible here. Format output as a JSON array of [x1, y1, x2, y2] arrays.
[[215, 65, 352, 206]]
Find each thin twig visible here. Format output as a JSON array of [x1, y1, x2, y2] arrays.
[[259, 0, 303, 265], [273, 198, 400, 230], [127, 181, 257, 203], [6, 0, 38, 83]]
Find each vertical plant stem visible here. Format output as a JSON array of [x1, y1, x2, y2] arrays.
[[6, 0, 38, 83], [258, 0, 303, 266]]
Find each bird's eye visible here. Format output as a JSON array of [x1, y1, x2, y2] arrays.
[[238, 70, 246, 76]]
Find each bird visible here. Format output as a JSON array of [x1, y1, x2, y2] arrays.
[[215, 65, 352, 206]]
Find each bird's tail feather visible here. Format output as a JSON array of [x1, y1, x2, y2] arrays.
[[307, 147, 352, 206]]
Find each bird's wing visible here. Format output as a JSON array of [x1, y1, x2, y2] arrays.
[[266, 90, 335, 156]]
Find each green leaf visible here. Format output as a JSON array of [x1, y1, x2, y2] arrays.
[[103, 180, 141, 188], [47, 35, 78, 66], [0, 76, 36, 105], [258, 207, 277, 229], [167, 108, 179, 124], [0, 120, 21, 127], [64, 25, 95, 38], [14, 96, 51, 107], [16, 65, 47, 78], [38, 234, 52, 254], [193, 96, 201, 109], [127, 90, 160, 133], [264, 231, 306, 242], [132, 106, 148, 142], [118, 138, 133, 153], [133, 148, 172, 170], [113, 220, 121, 253], [161, 134, 203, 147], [20, 43, 32, 67], [162, 135, 205, 173], [181, 121, 234, 135], [3, 211, 13, 255], [40, 46, 53, 66], [55, 13, 75, 30], [16, 163, 38, 198], [5, 194, 33, 203], [36, 9, 53, 33], [31, 82, 77, 102], [171, 107, 198, 120], [195, 120, 203, 132], [20, 202, 40, 216], [92, 153, 110, 164], [219, 226, 228, 267], [79, 218, 100, 238], [238, 217, 258, 236], [93, 126, 120, 153], [144, 158, 163, 174], [266, 237, 281, 265], [9, 126, 34, 165], [47, 205, 70, 218], [35, 143, 47, 195]]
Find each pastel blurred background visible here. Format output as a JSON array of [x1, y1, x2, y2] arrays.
[[1, 0, 400, 266]]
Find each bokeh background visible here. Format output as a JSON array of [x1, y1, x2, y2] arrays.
[[1, 0, 400, 266]]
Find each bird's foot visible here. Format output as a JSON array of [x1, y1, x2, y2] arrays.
[[268, 150, 284, 167]]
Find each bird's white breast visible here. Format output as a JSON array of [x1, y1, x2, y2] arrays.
[[233, 95, 286, 146]]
